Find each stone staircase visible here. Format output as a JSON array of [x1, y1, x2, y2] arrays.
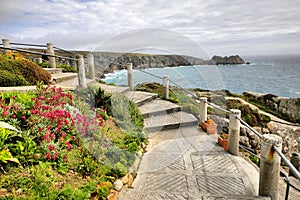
[[96, 84, 270, 200]]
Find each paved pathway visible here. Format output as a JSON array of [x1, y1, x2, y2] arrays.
[[96, 84, 271, 200]]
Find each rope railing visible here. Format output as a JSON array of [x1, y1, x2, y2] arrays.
[[136, 67, 300, 184], [0, 46, 77, 61], [53, 46, 80, 56], [9, 42, 47, 48]]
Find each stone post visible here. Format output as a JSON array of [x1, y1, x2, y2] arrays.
[[127, 63, 134, 90], [289, 152, 300, 177], [228, 109, 241, 156], [77, 55, 87, 88], [259, 134, 282, 200], [2, 39, 10, 53], [199, 97, 207, 123], [47, 43, 56, 68], [163, 76, 169, 99], [87, 53, 95, 80]]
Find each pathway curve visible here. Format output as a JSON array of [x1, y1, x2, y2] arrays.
[[97, 83, 269, 200]]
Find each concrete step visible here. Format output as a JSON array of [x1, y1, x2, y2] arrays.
[[139, 98, 182, 118], [124, 91, 158, 106], [96, 83, 130, 94], [43, 68, 63, 74], [50, 73, 78, 84], [144, 111, 198, 132]]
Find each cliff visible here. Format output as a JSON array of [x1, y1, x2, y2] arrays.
[[211, 55, 245, 65], [87, 52, 245, 76]]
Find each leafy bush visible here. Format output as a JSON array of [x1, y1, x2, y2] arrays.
[[0, 54, 51, 86], [227, 99, 271, 127], [0, 84, 146, 199], [57, 64, 77, 73], [0, 69, 30, 86]]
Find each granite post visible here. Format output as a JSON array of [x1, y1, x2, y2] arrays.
[[77, 55, 87, 88], [127, 63, 134, 90], [199, 97, 208, 123], [87, 53, 95, 80], [163, 76, 169, 99], [259, 134, 282, 200], [228, 109, 241, 156], [47, 43, 56, 68]]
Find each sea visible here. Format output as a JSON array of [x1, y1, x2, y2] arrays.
[[103, 55, 300, 98]]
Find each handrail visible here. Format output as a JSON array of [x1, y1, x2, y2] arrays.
[[136, 67, 300, 183], [53, 46, 80, 56], [9, 42, 47, 48], [0, 46, 77, 61], [273, 145, 300, 180]]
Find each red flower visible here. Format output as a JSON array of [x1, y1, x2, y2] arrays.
[[48, 145, 55, 151], [39, 127, 43, 132], [44, 153, 51, 160]]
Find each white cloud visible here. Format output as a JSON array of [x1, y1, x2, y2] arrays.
[[0, 0, 299, 56]]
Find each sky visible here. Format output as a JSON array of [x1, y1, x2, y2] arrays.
[[0, 0, 300, 58]]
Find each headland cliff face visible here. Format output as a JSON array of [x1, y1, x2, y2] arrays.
[[89, 52, 245, 76]]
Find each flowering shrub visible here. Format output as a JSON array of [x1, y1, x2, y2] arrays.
[[0, 84, 104, 166], [0, 83, 146, 199]]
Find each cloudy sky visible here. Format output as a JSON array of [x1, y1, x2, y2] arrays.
[[0, 0, 299, 57]]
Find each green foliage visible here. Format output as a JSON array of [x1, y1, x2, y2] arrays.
[[0, 69, 30, 86], [135, 82, 178, 103], [136, 82, 200, 118], [37, 62, 49, 68], [57, 64, 77, 73], [111, 93, 144, 133], [0, 84, 145, 199], [0, 54, 51, 86], [243, 95, 297, 123], [227, 99, 271, 127]]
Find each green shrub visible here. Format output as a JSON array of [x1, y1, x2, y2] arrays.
[[0, 54, 51, 86], [57, 64, 77, 73], [0, 69, 30, 86]]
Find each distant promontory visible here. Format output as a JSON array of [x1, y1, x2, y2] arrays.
[[95, 53, 245, 74]]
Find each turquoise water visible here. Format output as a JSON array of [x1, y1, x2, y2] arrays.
[[103, 55, 300, 98]]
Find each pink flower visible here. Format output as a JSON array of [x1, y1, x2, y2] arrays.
[[44, 153, 51, 160], [39, 127, 43, 132], [21, 116, 26, 120], [53, 152, 58, 160], [48, 145, 55, 151]]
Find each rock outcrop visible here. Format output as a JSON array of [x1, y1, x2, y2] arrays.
[[243, 91, 300, 123], [211, 55, 245, 65]]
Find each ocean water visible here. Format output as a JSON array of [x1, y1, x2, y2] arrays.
[[103, 55, 300, 98]]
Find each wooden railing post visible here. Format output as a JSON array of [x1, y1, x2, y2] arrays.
[[228, 109, 241, 156], [77, 55, 87, 88], [87, 53, 95, 80], [163, 76, 169, 99], [199, 97, 207, 123], [127, 63, 134, 90], [2, 39, 10, 53], [47, 43, 56, 68], [259, 134, 282, 200]]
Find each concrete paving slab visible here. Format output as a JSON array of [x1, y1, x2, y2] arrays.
[[124, 90, 158, 106], [97, 83, 130, 94], [144, 111, 198, 132], [139, 98, 181, 117]]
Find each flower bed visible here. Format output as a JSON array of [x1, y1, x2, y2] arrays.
[[0, 83, 145, 199]]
